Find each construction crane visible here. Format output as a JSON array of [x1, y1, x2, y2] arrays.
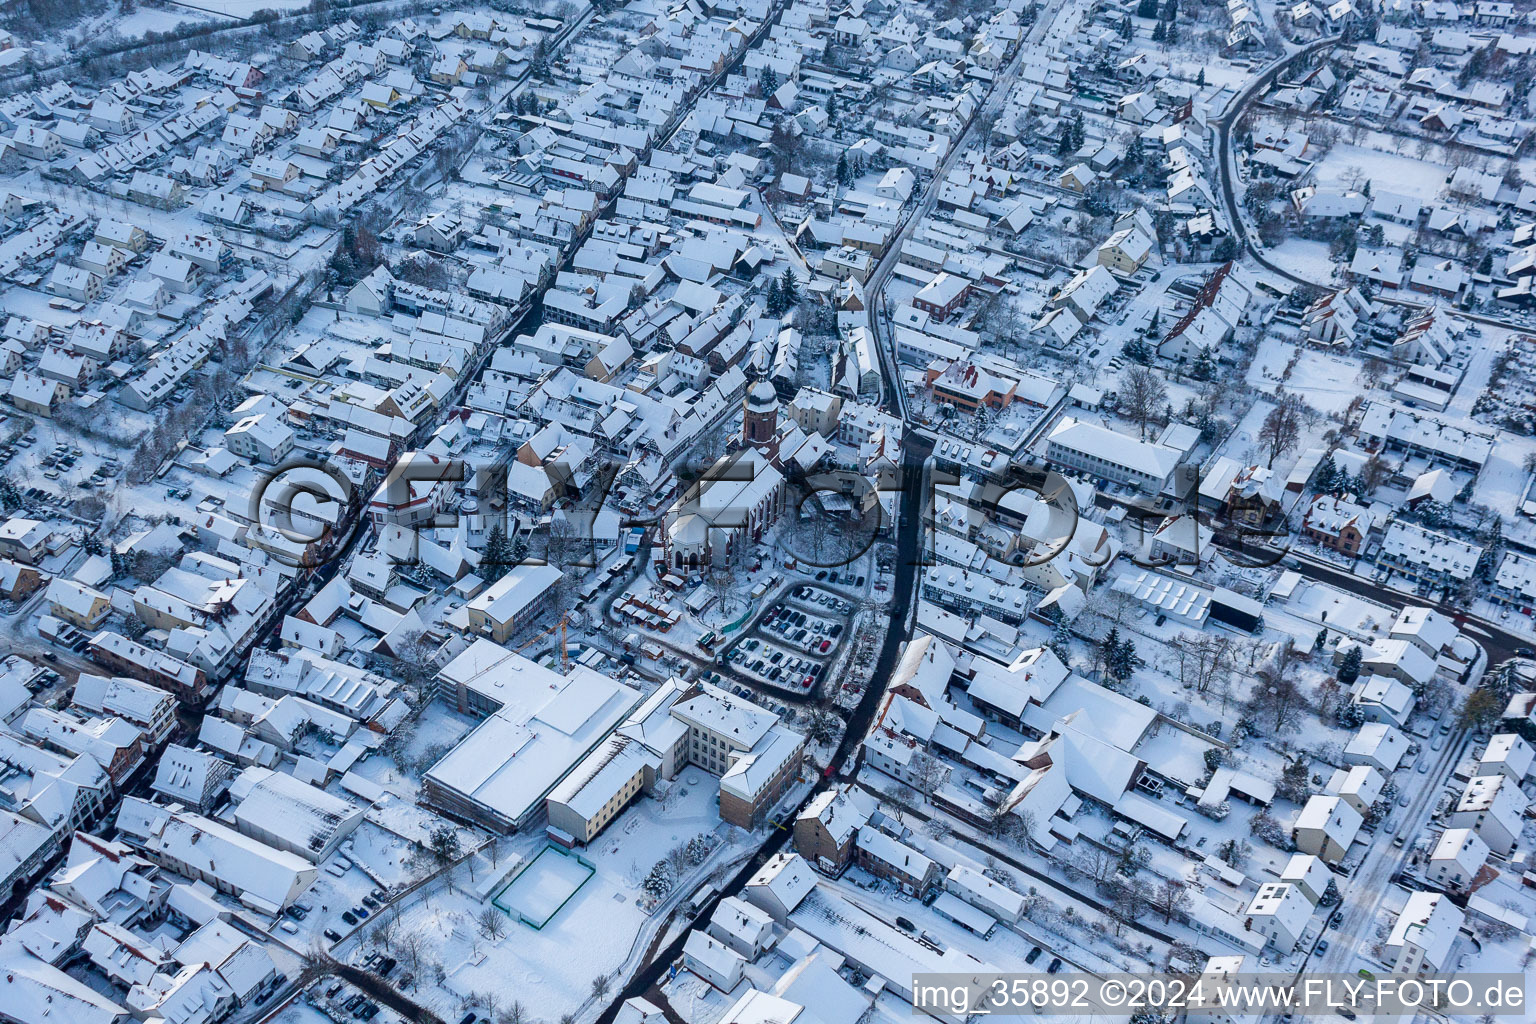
[[515, 612, 571, 672]]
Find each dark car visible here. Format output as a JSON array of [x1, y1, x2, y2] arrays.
[[341, 911, 358, 926], [462, 1013, 479, 1024], [1316, 939, 1329, 954], [830, 624, 843, 637], [1025, 947, 1043, 964], [325, 929, 342, 942], [815, 570, 828, 580], [1047, 958, 1063, 974], [895, 916, 916, 932]]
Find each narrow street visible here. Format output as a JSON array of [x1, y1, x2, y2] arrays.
[[1305, 728, 1472, 979]]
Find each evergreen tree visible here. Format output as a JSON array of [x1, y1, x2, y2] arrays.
[[1106, 634, 1141, 686], [1277, 758, 1312, 802], [1314, 628, 1328, 652], [1100, 627, 1122, 677], [1120, 16, 1134, 40], [1046, 611, 1072, 667], [836, 152, 850, 187], [1166, 19, 1179, 44], [1337, 645, 1363, 686], [1152, 18, 1167, 43], [1136, 0, 1158, 17], [482, 523, 515, 576], [1070, 111, 1086, 151], [759, 68, 778, 96], [1196, 68, 1205, 87], [778, 267, 800, 309], [1123, 336, 1152, 363], [1191, 346, 1217, 381], [1315, 455, 1341, 493], [1160, 0, 1178, 19], [1100, 628, 1142, 686], [766, 277, 783, 315], [825, 93, 837, 117]]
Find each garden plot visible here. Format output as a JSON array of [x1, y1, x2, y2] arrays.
[[492, 846, 595, 929]]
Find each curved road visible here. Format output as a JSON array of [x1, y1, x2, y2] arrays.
[[1214, 36, 1342, 288]]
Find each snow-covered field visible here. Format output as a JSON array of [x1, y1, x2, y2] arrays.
[[1246, 338, 1365, 416], [494, 845, 594, 926], [1266, 238, 1338, 286], [1312, 141, 1451, 203], [373, 776, 751, 1021]]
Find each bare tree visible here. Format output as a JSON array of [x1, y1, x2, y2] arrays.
[[370, 911, 400, 952], [1152, 879, 1190, 923], [910, 750, 948, 799], [1248, 675, 1308, 734], [296, 942, 333, 984], [397, 931, 425, 978], [706, 541, 749, 616], [477, 906, 507, 941], [1107, 878, 1154, 934], [1079, 845, 1117, 889], [1120, 364, 1168, 440], [1258, 393, 1305, 468]]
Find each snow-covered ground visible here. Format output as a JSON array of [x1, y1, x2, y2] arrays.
[[357, 776, 754, 1023], [1246, 337, 1365, 416], [1311, 139, 1452, 204]]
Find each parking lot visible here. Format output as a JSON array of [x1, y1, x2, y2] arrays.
[[2, 432, 124, 494], [722, 636, 826, 694], [712, 584, 858, 697]]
